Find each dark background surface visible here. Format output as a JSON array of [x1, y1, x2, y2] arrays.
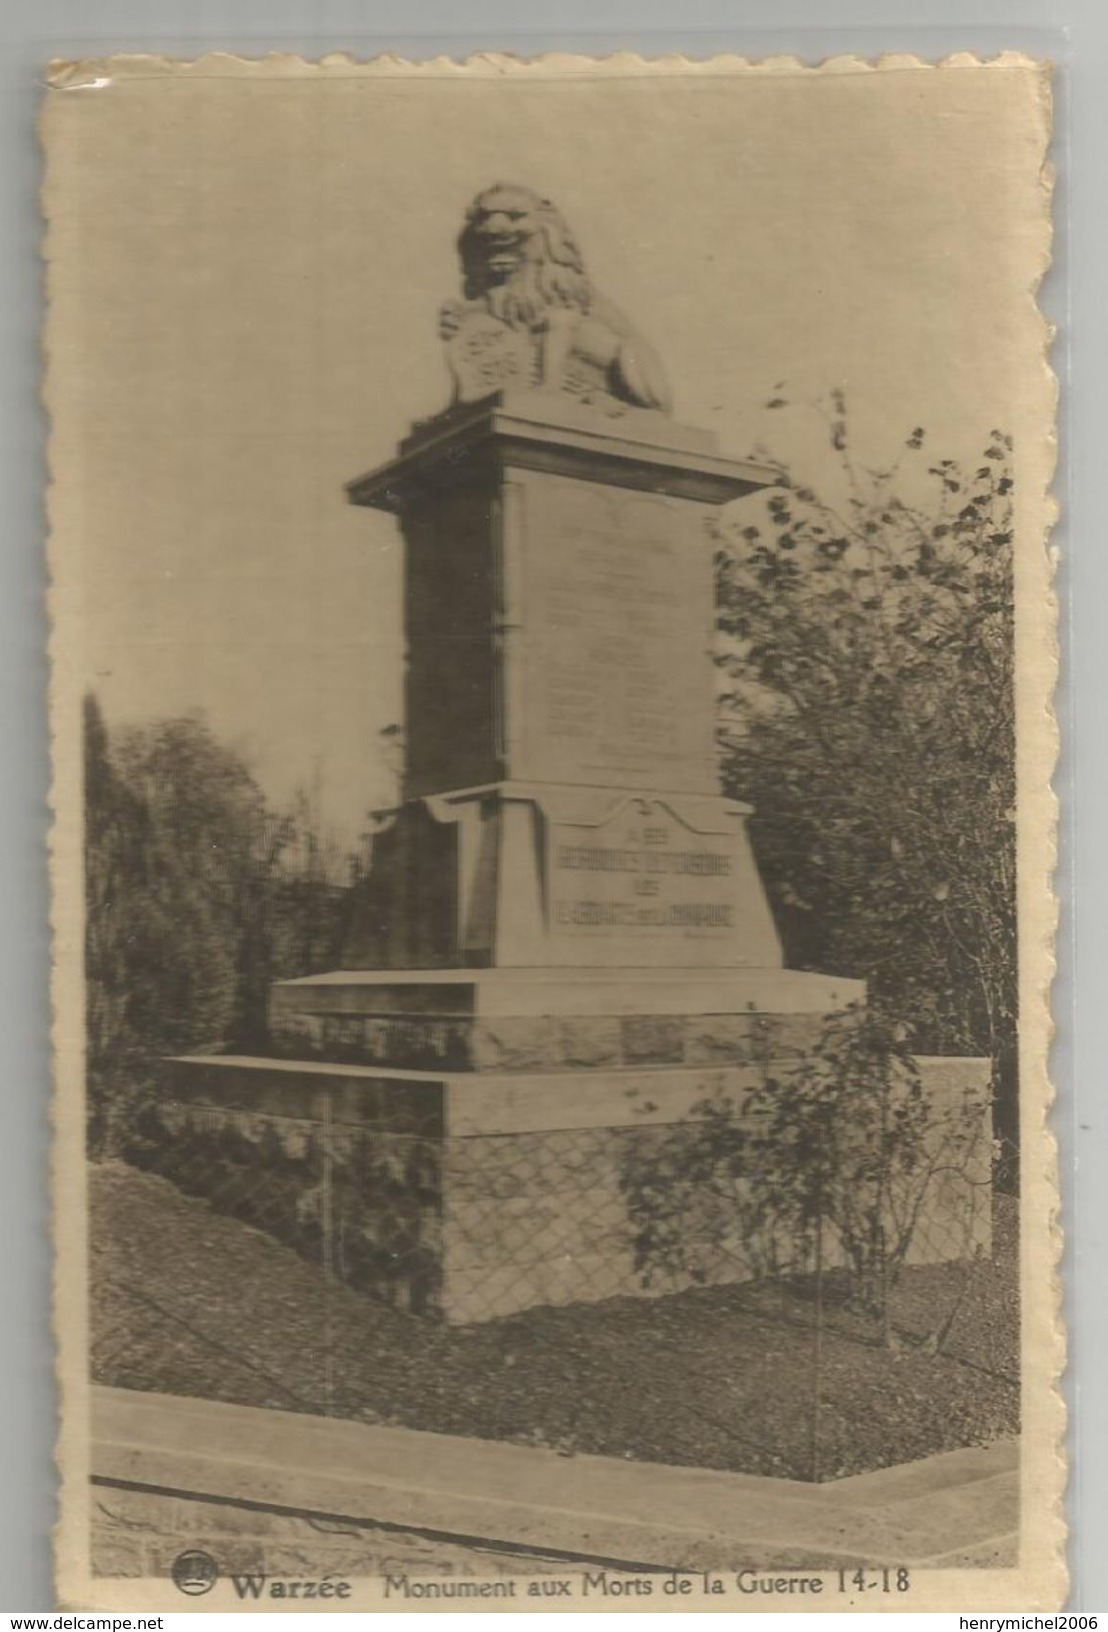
[[1, 0, 1098, 1609]]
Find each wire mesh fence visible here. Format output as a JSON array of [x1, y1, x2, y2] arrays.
[[89, 1060, 1018, 1484]]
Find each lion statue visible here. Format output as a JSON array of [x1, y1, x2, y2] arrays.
[[439, 184, 673, 415]]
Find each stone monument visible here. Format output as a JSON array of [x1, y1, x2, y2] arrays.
[[336, 184, 814, 985], [165, 185, 988, 1321]]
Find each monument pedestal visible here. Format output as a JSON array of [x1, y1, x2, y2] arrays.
[[341, 394, 788, 975], [161, 393, 989, 1322]]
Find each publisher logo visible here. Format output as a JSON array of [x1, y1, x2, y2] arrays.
[[171, 1549, 219, 1596]]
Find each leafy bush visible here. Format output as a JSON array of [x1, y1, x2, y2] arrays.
[[84, 695, 357, 1155], [620, 1004, 991, 1329], [714, 402, 1017, 1177]]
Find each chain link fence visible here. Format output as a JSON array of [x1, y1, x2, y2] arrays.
[[89, 1046, 1018, 1484]]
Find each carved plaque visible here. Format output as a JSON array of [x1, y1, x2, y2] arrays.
[[518, 475, 717, 792], [548, 797, 738, 946]]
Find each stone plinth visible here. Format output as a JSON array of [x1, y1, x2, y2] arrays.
[[340, 396, 782, 975], [158, 1052, 993, 1325], [347, 394, 774, 805], [268, 967, 865, 1071]]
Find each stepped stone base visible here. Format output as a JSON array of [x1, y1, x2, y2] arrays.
[[161, 996, 991, 1323], [267, 966, 865, 1073]]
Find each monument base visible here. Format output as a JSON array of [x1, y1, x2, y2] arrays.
[[267, 965, 866, 1073], [158, 965, 990, 1324]]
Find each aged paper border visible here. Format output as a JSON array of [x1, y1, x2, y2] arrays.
[[44, 50, 1062, 1611]]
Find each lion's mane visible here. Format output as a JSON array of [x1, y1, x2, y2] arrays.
[[458, 187, 592, 332]]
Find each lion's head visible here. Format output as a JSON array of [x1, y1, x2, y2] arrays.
[[458, 184, 591, 331]]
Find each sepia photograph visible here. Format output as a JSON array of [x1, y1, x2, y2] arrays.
[[45, 52, 1060, 1611]]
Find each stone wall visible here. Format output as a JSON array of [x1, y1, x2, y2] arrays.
[[440, 1058, 992, 1322], [148, 1052, 992, 1325]]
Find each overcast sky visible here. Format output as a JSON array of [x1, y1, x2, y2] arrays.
[[48, 59, 1048, 838]]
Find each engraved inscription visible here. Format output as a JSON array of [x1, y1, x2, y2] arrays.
[[549, 801, 736, 938], [544, 530, 681, 762], [526, 482, 715, 789]]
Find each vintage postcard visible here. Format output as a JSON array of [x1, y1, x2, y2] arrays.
[[46, 52, 1061, 1610]]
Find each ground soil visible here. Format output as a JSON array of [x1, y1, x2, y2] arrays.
[[90, 1161, 1018, 1482]]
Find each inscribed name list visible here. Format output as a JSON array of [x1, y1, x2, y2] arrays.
[[519, 477, 717, 792], [549, 799, 737, 943]]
